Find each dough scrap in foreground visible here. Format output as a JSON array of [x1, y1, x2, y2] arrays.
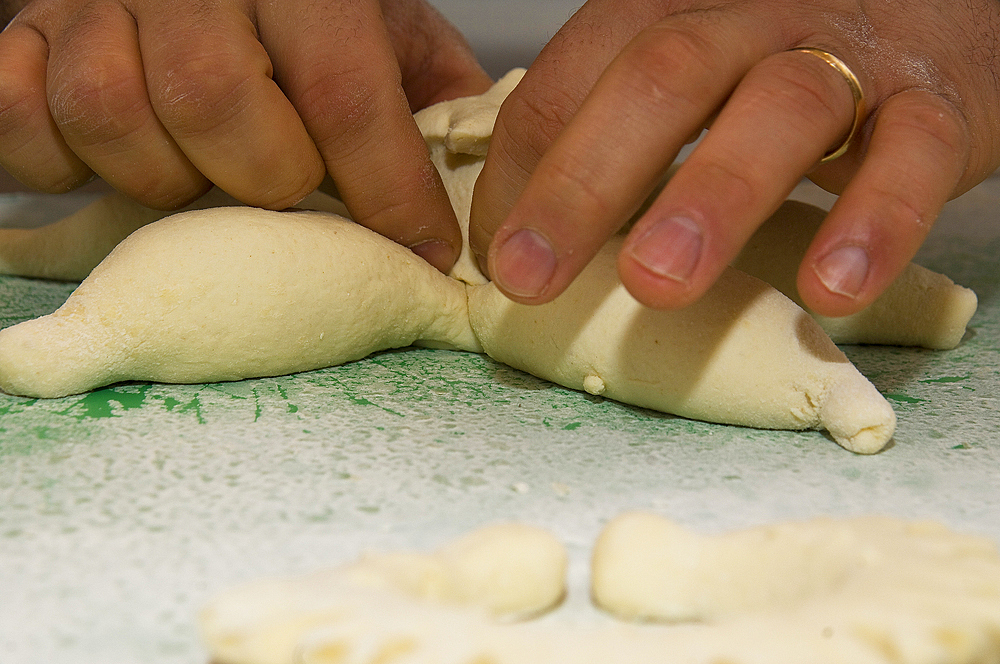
[[201, 516, 1000, 664], [200, 523, 567, 664]]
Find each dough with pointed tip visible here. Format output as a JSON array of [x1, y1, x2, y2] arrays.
[[0, 207, 480, 398], [468, 235, 895, 453]]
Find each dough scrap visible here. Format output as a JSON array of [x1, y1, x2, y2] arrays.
[[468, 235, 896, 454], [200, 523, 567, 664], [733, 200, 979, 349], [0, 207, 481, 398], [201, 516, 1000, 664]]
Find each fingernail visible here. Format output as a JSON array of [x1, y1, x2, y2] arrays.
[[815, 245, 870, 298], [493, 228, 556, 298], [628, 216, 703, 283], [410, 240, 455, 271]]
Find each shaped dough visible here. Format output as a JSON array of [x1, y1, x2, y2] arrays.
[[200, 523, 567, 664], [201, 516, 1000, 664], [0, 207, 480, 398], [0, 187, 349, 281], [733, 200, 978, 349], [468, 235, 895, 454]]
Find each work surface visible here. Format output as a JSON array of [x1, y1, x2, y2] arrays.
[[1, 179, 999, 664]]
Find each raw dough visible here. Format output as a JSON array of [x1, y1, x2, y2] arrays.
[[592, 511, 1000, 622], [200, 523, 567, 664], [200, 516, 1000, 664], [0, 187, 350, 281], [0, 207, 481, 398], [3, 69, 961, 454], [733, 200, 979, 349], [468, 235, 896, 454]]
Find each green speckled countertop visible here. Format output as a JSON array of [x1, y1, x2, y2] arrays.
[[1, 179, 998, 664]]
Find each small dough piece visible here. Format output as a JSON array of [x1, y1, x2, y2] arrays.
[[0, 207, 480, 398], [0, 188, 349, 282], [415, 68, 525, 286], [343, 522, 568, 620], [468, 235, 896, 454], [733, 200, 978, 349], [200, 523, 567, 664], [592, 512, 1000, 661]]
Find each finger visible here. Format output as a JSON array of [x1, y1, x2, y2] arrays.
[[469, 0, 667, 267], [139, 0, 325, 210], [0, 22, 93, 192], [798, 89, 970, 317], [258, 0, 462, 271], [484, 12, 780, 304], [380, 0, 492, 108], [40, 0, 210, 208], [619, 46, 861, 309]]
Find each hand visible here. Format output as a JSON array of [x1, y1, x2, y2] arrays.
[[470, 0, 1000, 316], [0, 0, 492, 271]]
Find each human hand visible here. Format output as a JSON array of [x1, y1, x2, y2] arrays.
[[470, 0, 1000, 316], [0, 0, 492, 271]]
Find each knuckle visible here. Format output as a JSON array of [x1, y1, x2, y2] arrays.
[[760, 58, 848, 130], [542, 155, 614, 221], [617, 23, 723, 113], [47, 57, 151, 144], [149, 45, 259, 135], [292, 66, 385, 154], [490, 76, 580, 178], [881, 94, 970, 162]]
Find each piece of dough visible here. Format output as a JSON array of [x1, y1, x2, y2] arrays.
[[201, 516, 1000, 664], [0, 71, 898, 451], [732, 200, 979, 349], [468, 235, 896, 454], [0, 187, 351, 282], [416, 68, 525, 286], [0, 207, 481, 398], [200, 523, 567, 664]]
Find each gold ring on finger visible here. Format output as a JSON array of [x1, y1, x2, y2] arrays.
[[788, 47, 866, 164]]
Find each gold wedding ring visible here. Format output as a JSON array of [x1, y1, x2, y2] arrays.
[[788, 47, 866, 163]]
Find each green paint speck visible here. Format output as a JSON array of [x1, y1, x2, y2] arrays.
[[885, 393, 924, 404]]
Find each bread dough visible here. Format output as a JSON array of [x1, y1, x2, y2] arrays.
[[0, 187, 350, 282], [201, 516, 1000, 664], [0, 207, 481, 398], [468, 235, 895, 454], [10, 68, 978, 453], [200, 523, 567, 664], [733, 200, 979, 349], [592, 511, 1000, 622]]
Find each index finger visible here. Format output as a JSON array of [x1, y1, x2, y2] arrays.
[[257, 0, 464, 271]]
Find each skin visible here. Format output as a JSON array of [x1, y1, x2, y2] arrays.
[[0, 0, 492, 272], [470, 0, 1000, 317]]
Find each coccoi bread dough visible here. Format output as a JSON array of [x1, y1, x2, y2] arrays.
[[468, 235, 895, 454], [0, 187, 350, 282], [4, 68, 976, 452], [200, 516, 1000, 664], [0, 207, 481, 398], [732, 200, 978, 350], [0, 67, 977, 349], [200, 523, 567, 664]]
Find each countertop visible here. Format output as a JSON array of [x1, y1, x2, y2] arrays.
[[1, 175, 998, 663]]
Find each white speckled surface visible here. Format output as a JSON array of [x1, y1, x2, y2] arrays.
[[1, 173, 999, 664]]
